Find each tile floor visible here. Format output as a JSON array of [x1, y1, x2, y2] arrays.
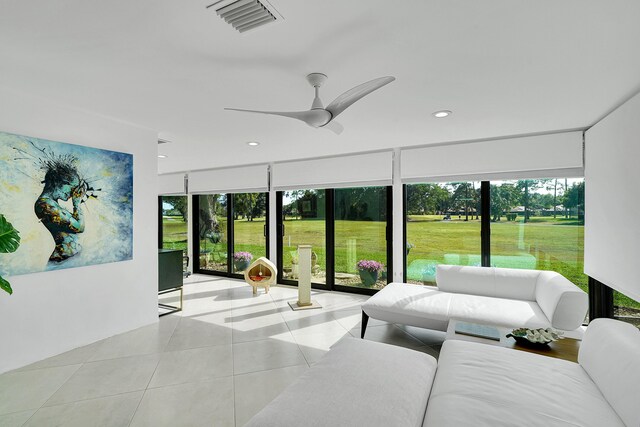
[[0, 275, 445, 427]]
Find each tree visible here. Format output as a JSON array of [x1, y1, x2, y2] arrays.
[[451, 182, 476, 221], [163, 196, 188, 222], [199, 194, 224, 242], [545, 179, 566, 218], [563, 181, 585, 219], [490, 183, 517, 221], [406, 184, 450, 215], [516, 179, 550, 222]]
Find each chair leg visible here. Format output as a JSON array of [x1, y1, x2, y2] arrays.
[[361, 311, 370, 339]]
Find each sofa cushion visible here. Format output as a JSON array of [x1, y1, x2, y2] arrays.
[[362, 282, 551, 331], [362, 283, 452, 331], [437, 265, 539, 301], [245, 338, 438, 427], [579, 318, 640, 427], [535, 271, 588, 330], [424, 340, 625, 427], [448, 293, 550, 329]]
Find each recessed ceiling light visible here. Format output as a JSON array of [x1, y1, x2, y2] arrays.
[[158, 154, 167, 158], [247, 141, 260, 147], [433, 110, 452, 118]]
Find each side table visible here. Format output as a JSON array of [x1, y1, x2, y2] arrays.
[[446, 319, 581, 363]]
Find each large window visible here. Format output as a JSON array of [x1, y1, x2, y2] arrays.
[[160, 196, 189, 254], [490, 178, 586, 294], [197, 194, 228, 273], [405, 178, 586, 296], [194, 192, 269, 276], [405, 182, 481, 285], [280, 189, 327, 283], [334, 187, 389, 290]]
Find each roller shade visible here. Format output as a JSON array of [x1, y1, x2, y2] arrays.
[[585, 92, 640, 302], [401, 132, 584, 183], [158, 173, 187, 195], [189, 164, 268, 194], [272, 151, 393, 191]]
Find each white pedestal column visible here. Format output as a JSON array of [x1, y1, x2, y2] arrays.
[[297, 245, 312, 306], [288, 245, 321, 311]]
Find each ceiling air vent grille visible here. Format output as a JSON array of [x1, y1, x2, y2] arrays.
[[208, 0, 279, 33]]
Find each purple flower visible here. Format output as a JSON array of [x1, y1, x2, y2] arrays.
[[356, 260, 384, 272], [234, 252, 253, 262]]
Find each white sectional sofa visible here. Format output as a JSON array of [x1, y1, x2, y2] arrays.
[[246, 318, 640, 427], [361, 265, 588, 338]]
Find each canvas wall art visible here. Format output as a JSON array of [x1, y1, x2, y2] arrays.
[[0, 130, 133, 282]]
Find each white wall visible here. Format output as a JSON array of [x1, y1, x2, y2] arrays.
[[585, 91, 640, 302], [0, 88, 159, 373]]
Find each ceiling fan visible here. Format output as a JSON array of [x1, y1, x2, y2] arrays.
[[225, 73, 396, 135]]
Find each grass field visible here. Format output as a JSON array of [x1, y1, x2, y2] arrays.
[[162, 215, 640, 310]]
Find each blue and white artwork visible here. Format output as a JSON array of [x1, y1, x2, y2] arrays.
[[0, 130, 133, 276]]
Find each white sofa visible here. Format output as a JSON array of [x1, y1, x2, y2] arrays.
[[246, 318, 640, 426], [361, 265, 588, 338]]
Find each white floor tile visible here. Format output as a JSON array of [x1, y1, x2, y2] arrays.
[[130, 377, 234, 427], [0, 410, 36, 427], [16, 341, 104, 372], [291, 329, 352, 364], [149, 345, 233, 388], [232, 314, 292, 344], [25, 391, 143, 427], [396, 324, 446, 346], [165, 316, 232, 351], [44, 354, 160, 406], [89, 317, 178, 362], [331, 308, 389, 331], [234, 364, 308, 427], [0, 365, 81, 414], [233, 338, 307, 375], [352, 324, 425, 349]]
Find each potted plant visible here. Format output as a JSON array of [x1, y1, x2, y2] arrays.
[[0, 214, 20, 295], [234, 251, 253, 272], [356, 260, 384, 287]]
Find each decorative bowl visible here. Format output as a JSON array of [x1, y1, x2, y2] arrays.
[[506, 327, 563, 347]]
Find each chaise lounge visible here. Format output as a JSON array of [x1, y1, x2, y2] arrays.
[[246, 318, 639, 427], [361, 265, 588, 338]]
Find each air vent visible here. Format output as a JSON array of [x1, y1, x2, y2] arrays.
[[207, 0, 280, 33]]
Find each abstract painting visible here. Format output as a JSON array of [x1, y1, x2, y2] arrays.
[[0, 130, 133, 280]]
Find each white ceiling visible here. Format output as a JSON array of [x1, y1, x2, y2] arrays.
[[1, 0, 639, 174]]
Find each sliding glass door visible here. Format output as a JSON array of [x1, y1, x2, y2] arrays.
[[197, 194, 228, 273], [279, 189, 327, 284], [276, 186, 392, 294], [159, 195, 189, 254], [490, 178, 586, 292], [405, 182, 481, 285], [334, 187, 390, 290], [194, 192, 269, 277], [232, 193, 267, 273]]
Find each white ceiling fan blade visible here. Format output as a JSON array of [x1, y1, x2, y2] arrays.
[[225, 108, 314, 122], [225, 108, 332, 127], [321, 120, 344, 135], [325, 76, 395, 119]]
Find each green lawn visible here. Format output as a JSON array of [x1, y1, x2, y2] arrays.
[[163, 214, 640, 310]]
